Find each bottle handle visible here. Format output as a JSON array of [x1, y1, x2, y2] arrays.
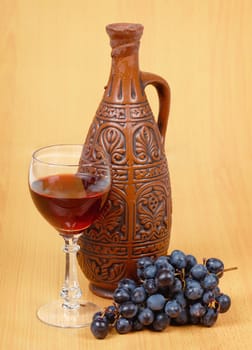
[[141, 71, 171, 143]]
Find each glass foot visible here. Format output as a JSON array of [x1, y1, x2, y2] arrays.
[[37, 300, 100, 328]]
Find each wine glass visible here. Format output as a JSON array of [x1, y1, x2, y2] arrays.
[[28, 144, 111, 328]]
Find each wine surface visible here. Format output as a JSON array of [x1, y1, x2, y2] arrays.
[[30, 173, 109, 234]]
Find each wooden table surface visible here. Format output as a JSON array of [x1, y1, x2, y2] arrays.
[[1, 1, 251, 349]]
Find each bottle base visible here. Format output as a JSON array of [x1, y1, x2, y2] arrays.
[[89, 283, 114, 299]]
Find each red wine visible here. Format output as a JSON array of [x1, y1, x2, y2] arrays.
[[30, 173, 110, 234]]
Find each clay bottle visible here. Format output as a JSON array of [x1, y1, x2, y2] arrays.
[[78, 23, 172, 298]]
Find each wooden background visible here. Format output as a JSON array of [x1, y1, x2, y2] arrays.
[[0, 0, 251, 349]]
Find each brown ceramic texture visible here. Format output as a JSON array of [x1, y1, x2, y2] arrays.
[[77, 23, 172, 298]]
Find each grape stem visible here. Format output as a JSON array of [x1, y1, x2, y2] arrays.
[[216, 266, 238, 277], [222, 266, 238, 273]]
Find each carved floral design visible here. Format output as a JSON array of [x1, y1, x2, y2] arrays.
[[133, 126, 161, 164], [98, 127, 127, 165], [112, 167, 128, 181], [79, 255, 126, 283], [135, 184, 170, 241], [83, 189, 127, 243]]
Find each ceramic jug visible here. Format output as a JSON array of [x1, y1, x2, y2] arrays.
[[77, 23, 172, 298]]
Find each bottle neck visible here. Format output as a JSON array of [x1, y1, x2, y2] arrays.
[[111, 43, 140, 75], [103, 42, 145, 103]]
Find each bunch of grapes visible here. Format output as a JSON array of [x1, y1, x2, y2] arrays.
[[90, 250, 234, 339]]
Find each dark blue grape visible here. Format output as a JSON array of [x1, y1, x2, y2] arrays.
[[146, 294, 166, 311], [143, 264, 157, 279], [186, 254, 198, 272], [115, 317, 132, 334], [138, 308, 155, 326], [213, 286, 221, 297], [113, 287, 131, 304], [137, 268, 145, 280], [189, 302, 206, 317], [137, 257, 153, 269], [131, 286, 147, 304], [164, 300, 182, 318], [170, 250, 187, 269], [105, 305, 117, 324], [185, 280, 204, 300], [201, 308, 218, 327], [172, 309, 188, 325], [190, 264, 208, 280], [119, 301, 138, 319], [118, 278, 137, 293], [132, 318, 144, 331], [206, 258, 224, 277], [156, 269, 175, 288], [92, 311, 108, 323], [189, 315, 200, 325], [202, 291, 215, 305], [91, 317, 109, 339], [143, 278, 158, 295], [155, 256, 175, 272], [201, 273, 219, 290], [174, 291, 187, 308], [170, 277, 183, 293], [185, 277, 194, 285], [152, 312, 170, 331], [216, 294, 231, 313], [137, 257, 153, 280]]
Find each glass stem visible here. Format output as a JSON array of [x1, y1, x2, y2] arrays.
[[60, 233, 82, 310]]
